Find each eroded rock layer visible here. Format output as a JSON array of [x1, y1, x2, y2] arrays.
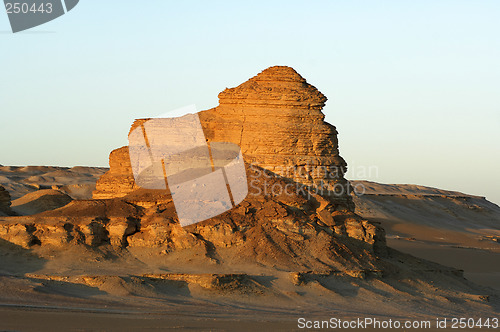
[[0, 165, 386, 271], [93, 66, 352, 209]]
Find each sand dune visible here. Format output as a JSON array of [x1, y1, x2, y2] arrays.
[[351, 180, 500, 289], [0, 166, 107, 200], [11, 189, 73, 216]]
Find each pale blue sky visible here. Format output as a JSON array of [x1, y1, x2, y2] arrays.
[[1, 1, 499, 204]]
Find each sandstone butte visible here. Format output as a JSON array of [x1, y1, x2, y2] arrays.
[[0, 66, 391, 272], [94, 66, 352, 208]]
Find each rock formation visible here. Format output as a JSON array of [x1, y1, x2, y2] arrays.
[[0, 69, 389, 266], [0, 166, 385, 270], [0, 67, 498, 319], [82, 66, 388, 265], [0, 185, 13, 216], [93, 66, 353, 209]]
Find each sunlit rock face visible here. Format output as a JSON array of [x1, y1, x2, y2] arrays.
[[94, 66, 353, 210]]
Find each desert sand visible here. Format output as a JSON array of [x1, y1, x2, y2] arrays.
[[0, 165, 106, 201], [352, 180, 500, 290], [0, 174, 498, 331]]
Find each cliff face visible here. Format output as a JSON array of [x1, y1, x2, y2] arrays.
[[93, 66, 353, 210]]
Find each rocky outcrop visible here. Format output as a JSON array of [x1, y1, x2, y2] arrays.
[[0, 165, 386, 271], [91, 147, 138, 200], [0, 66, 386, 270], [0, 199, 142, 248], [93, 66, 353, 209], [0, 185, 13, 216], [79, 66, 387, 268]]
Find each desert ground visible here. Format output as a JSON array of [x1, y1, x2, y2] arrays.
[[0, 166, 498, 331], [352, 181, 500, 291]]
